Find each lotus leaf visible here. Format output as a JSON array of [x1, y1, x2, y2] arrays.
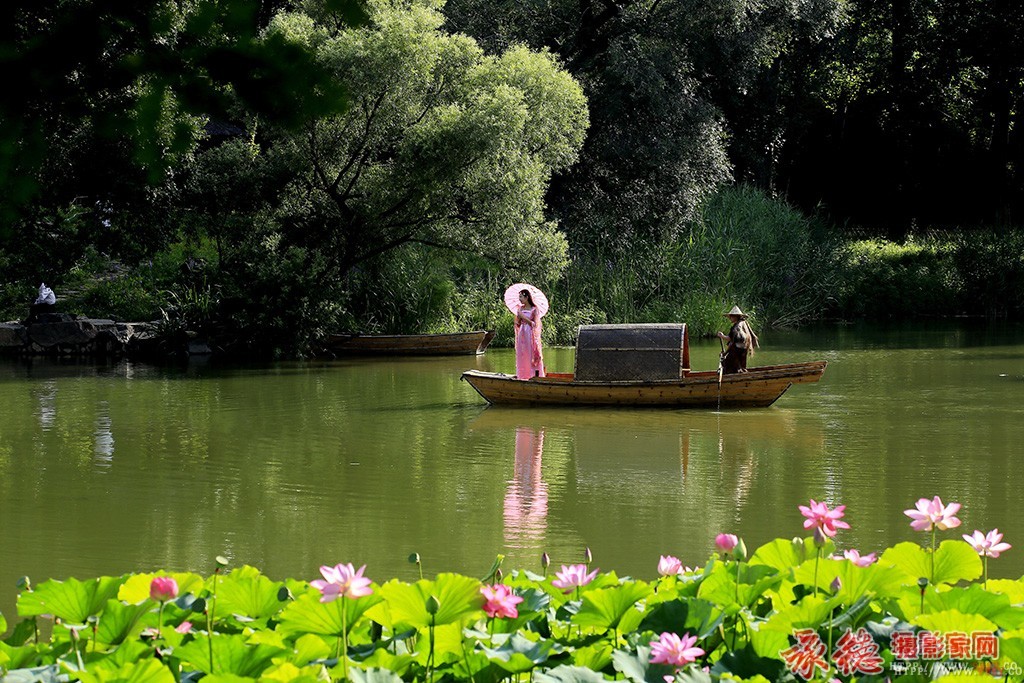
[[117, 573, 204, 604], [880, 541, 982, 585], [574, 582, 652, 632], [368, 574, 481, 629], [480, 632, 562, 673], [76, 658, 176, 683], [639, 598, 723, 640], [276, 590, 383, 638], [176, 633, 288, 676], [17, 576, 126, 623], [534, 664, 611, 682]]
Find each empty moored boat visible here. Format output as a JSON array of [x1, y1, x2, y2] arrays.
[[329, 330, 495, 355]]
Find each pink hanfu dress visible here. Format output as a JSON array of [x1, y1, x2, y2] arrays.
[[514, 307, 545, 379]]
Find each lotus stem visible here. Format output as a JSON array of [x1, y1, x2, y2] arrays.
[[341, 602, 349, 682], [813, 549, 820, 597]]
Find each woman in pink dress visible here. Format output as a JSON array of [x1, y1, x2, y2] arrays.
[[513, 289, 545, 379]]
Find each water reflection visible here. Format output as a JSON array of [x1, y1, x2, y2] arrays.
[[472, 405, 829, 571], [35, 381, 57, 431], [503, 426, 548, 549], [93, 400, 114, 467]]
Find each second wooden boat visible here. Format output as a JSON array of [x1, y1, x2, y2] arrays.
[[329, 330, 495, 355]]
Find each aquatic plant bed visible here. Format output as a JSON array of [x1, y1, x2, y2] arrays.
[[1, 497, 1021, 681]]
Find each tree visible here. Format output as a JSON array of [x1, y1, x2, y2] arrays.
[[444, 0, 845, 253], [183, 0, 588, 347], [0, 0, 361, 256]]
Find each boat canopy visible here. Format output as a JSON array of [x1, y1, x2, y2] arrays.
[[574, 323, 690, 382]]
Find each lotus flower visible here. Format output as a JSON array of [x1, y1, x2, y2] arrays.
[[175, 621, 193, 634], [551, 564, 598, 592], [149, 576, 179, 602], [714, 534, 738, 554], [650, 631, 705, 667], [799, 499, 850, 538], [963, 529, 1011, 558], [843, 549, 878, 567], [311, 563, 373, 602], [658, 555, 684, 576], [480, 584, 524, 619], [904, 496, 961, 532]]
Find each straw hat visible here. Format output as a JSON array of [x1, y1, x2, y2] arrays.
[[723, 305, 748, 319]]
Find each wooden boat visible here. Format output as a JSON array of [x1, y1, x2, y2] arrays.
[[461, 323, 826, 407], [328, 330, 495, 356], [461, 362, 827, 407]]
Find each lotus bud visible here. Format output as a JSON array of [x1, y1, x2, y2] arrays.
[[495, 568, 503, 582], [150, 576, 179, 602], [541, 552, 550, 572], [732, 538, 748, 562], [584, 547, 593, 565], [812, 526, 827, 548], [791, 537, 805, 556], [715, 533, 739, 554], [425, 594, 440, 615], [830, 576, 842, 593]]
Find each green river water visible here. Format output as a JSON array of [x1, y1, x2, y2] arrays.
[[1, 321, 1022, 620]]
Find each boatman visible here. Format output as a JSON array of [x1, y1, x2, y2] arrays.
[[717, 306, 759, 373]]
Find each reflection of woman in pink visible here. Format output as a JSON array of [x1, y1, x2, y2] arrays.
[[513, 289, 545, 379], [503, 426, 548, 548]]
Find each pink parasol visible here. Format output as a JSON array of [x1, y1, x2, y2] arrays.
[[503, 283, 549, 317]]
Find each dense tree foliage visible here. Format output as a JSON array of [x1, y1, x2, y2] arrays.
[[2, 0, 1024, 349], [0, 0, 358, 271], [173, 0, 587, 350], [767, 0, 1024, 229], [444, 0, 845, 252]]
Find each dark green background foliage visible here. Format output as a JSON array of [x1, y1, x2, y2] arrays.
[[2, 0, 1023, 355]]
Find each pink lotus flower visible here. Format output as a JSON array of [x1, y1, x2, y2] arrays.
[[175, 621, 193, 634], [149, 576, 179, 602], [649, 631, 705, 667], [963, 529, 1011, 558], [799, 499, 850, 538], [714, 534, 738, 554], [905, 496, 961, 532], [480, 584, 524, 619], [843, 549, 877, 567], [551, 564, 598, 592], [658, 555, 684, 576], [310, 563, 373, 602]]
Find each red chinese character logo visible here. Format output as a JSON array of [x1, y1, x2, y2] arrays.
[[946, 631, 971, 659], [919, 631, 945, 660], [972, 631, 999, 659], [832, 627, 884, 675], [782, 629, 829, 680], [891, 630, 919, 660]]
